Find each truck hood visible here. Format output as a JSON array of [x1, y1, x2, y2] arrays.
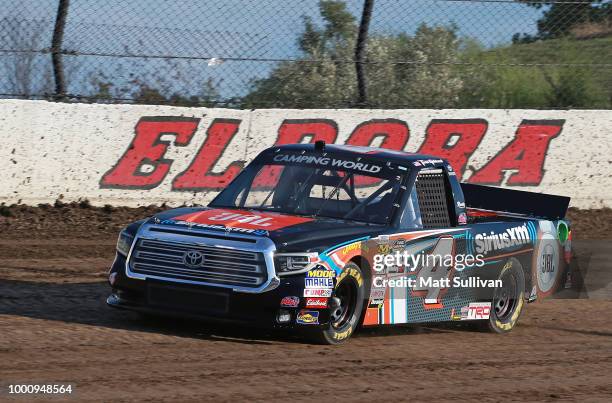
[[148, 207, 384, 252]]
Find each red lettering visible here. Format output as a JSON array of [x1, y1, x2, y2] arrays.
[[469, 120, 564, 185], [276, 119, 338, 145], [100, 117, 199, 189], [172, 119, 244, 190], [253, 119, 338, 188], [418, 119, 487, 179], [345, 119, 409, 150], [346, 119, 409, 186]]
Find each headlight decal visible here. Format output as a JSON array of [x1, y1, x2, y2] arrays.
[[116, 231, 135, 256], [274, 253, 319, 275]]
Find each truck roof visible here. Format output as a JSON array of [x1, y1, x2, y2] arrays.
[[272, 143, 448, 166]]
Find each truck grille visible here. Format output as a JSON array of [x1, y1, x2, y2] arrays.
[[129, 239, 268, 287]]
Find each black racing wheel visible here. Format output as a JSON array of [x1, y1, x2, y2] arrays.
[[310, 262, 365, 344], [484, 257, 526, 333]]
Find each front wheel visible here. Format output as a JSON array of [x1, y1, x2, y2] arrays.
[[309, 262, 365, 344], [483, 257, 526, 333]]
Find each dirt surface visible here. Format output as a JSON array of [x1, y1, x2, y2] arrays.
[[1, 205, 612, 401], [0, 202, 610, 240]]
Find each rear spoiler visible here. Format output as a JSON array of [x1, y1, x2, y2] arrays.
[[460, 183, 570, 220]]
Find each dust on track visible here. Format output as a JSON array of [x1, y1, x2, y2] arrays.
[[1, 205, 612, 401]]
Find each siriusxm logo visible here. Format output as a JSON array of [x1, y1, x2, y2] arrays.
[[474, 224, 532, 254]]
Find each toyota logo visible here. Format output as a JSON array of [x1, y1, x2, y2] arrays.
[[183, 250, 205, 268]]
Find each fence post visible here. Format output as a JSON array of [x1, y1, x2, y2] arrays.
[[355, 0, 374, 106], [51, 0, 70, 100]]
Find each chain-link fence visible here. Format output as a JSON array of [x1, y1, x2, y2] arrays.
[[1, 0, 610, 109]]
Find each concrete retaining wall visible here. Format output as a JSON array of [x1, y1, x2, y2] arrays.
[[1, 100, 609, 208]]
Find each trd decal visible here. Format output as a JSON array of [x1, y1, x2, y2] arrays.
[[101, 117, 564, 191]]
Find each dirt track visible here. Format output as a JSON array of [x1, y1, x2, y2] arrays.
[[1, 205, 612, 401]]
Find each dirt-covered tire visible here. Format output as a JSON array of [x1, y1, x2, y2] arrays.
[[484, 257, 526, 334], [309, 262, 365, 344]]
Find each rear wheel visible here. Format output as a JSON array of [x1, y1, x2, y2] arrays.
[[484, 258, 525, 333], [309, 262, 365, 344]]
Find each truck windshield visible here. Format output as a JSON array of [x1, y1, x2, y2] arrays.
[[210, 160, 406, 225]]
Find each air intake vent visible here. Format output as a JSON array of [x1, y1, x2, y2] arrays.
[[149, 226, 257, 243], [130, 239, 267, 287], [415, 171, 451, 228]]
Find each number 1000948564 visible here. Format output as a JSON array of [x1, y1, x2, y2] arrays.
[[6, 384, 74, 395]]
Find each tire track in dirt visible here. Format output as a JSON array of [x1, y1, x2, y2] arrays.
[[1, 207, 612, 401]]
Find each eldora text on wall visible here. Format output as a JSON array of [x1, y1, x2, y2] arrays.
[[100, 116, 564, 191]]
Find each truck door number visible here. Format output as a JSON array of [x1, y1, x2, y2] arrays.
[[412, 237, 455, 306]]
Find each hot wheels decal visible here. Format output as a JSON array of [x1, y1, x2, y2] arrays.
[[280, 296, 300, 308]]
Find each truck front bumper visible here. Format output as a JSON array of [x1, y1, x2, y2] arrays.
[[107, 253, 332, 330]]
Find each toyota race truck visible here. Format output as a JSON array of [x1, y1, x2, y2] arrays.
[[107, 142, 572, 344]]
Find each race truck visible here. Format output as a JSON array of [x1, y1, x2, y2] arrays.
[[107, 141, 572, 344]]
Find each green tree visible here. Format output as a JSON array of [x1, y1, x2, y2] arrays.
[[242, 0, 465, 108], [513, 1, 611, 42], [458, 37, 610, 109], [541, 67, 600, 107], [90, 74, 220, 107]]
